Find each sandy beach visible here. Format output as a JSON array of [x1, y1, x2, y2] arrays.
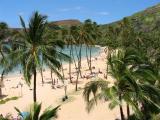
[[0, 47, 121, 120]]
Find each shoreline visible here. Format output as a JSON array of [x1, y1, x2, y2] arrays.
[[0, 46, 121, 120], [2, 46, 104, 78], [1, 46, 103, 78]]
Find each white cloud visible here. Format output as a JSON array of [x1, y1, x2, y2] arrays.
[[97, 12, 110, 16], [58, 8, 71, 12], [18, 12, 24, 16], [58, 6, 82, 12]]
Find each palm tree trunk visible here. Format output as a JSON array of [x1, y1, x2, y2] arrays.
[[0, 51, 4, 59], [0, 70, 5, 97], [75, 44, 83, 91], [71, 45, 77, 69], [61, 62, 65, 78], [1, 70, 5, 82], [78, 44, 82, 78], [40, 68, 44, 84], [86, 46, 90, 70], [60, 50, 65, 79], [75, 67, 80, 91], [51, 69, 53, 81], [74, 45, 82, 78], [41, 56, 44, 84], [119, 105, 125, 120], [64, 86, 67, 97], [33, 67, 37, 102], [106, 47, 111, 79], [89, 46, 92, 74], [69, 47, 72, 83], [127, 104, 130, 119], [75, 45, 80, 61], [0, 88, 2, 98], [119, 94, 125, 120]]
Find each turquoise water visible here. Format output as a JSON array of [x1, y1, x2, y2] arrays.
[[0, 45, 101, 76], [62, 45, 101, 60]]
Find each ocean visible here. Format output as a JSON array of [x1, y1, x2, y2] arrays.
[[0, 45, 101, 76]]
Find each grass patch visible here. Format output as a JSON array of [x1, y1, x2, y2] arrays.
[[0, 96, 19, 104]]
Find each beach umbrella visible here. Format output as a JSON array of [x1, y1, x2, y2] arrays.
[[20, 111, 30, 119]]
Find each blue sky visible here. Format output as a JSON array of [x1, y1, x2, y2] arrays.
[[0, 0, 160, 28]]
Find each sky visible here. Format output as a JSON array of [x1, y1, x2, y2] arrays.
[[0, 0, 160, 28]]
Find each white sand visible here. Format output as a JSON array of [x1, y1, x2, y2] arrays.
[[0, 48, 121, 120]]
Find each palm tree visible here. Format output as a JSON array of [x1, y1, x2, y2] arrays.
[[83, 19, 96, 73], [70, 26, 78, 70], [39, 56, 44, 85], [62, 26, 77, 83], [11, 11, 68, 102], [104, 25, 120, 79], [83, 49, 134, 119], [64, 25, 82, 90], [60, 27, 69, 79], [88, 21, 100, 73], [83, 20, 93, 72], [0, 22, 10, 97], [0, 57, 8, 97], [15, 103, 60, 120], [74, 20, 96, 91], [83, 48, 160, 120], [0, 22, 9, 40]]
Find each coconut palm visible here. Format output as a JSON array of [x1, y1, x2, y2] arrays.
[[67, 29, 74, 83], [11, 11, 69, 102], [83, 49, 136, 119], [83, 48, 160, 120], [88, 21, 101, 73], [73, 21, 97, 91], [104, 25, 120, 79], [69, 26, 78, 70], [60, 27, 69, 79], [61, 26, 75, 83], [65, 25, 82, 90], [15, 103, 60, 120], [0, 22, 9, 40], [45, 27, 62, 84], [83, 19, 94, 73], [0, 22, 10, 97], [83, 19, 100, 73]]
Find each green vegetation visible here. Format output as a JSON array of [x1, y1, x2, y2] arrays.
[[15, 103, 59, 120], [0, 3, 160, 120], [0, 96, 19, 104], [83, 48, 160, 120], [82, 4, 160, 119], [98, 4, 160, 46], [9, 11, 70, 102]]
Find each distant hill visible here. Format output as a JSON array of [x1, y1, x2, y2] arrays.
[[100, 3, 160, 33], [10, 3, 160, 39], [49, 19, 81, 28], [10, 19, 81, 30]]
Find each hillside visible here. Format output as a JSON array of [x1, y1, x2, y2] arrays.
[[49, 19, 81, 27], [100, 3, 160, 33], [10, 19, 81, 30], [10, 3, 160, 38]]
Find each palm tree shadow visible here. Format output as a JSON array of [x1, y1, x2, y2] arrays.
[[44, 81, 52, 84], [0, 95, 8, 99]]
